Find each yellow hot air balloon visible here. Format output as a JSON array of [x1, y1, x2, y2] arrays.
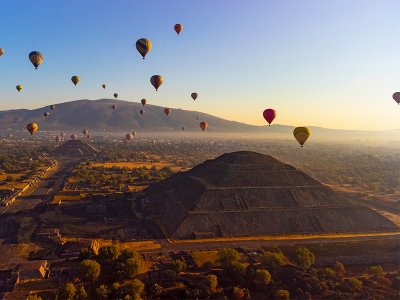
[[136, 38, 152, 59], [150, 75, 163, 91], [102, 84, 106, 89], [293, 127, 311, 147], [27, 123, 38, 135], [71, 76, 80, 86], [29, 51, 44, 69], [174, 24, 183, 35], [0, 48, 4, 57], [16, 85, 22, 92]]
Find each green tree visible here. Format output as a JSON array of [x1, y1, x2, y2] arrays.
[[58, 282, 77, 300], [76, 284, 88, 299], [260, 251, 286, 276], [294, 247, 315, 270], [79, 259, 101, 282], [254, 269, 272, 288], [96, 284, 110, 299], [275, 289, 290, 300], [206, 274, 218, 291], [125, 279, 145, 300], [218, 248, 241, 269], [98, 245, 120, 261], [172, 259, 187, 273], [79, 248, 91, 260], [345, 277, 363, 291], [333, 261, 345, 277], [368, 265, 384, 279]]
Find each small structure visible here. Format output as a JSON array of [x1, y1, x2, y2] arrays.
[[12, 260, 48, 283], [36, 228, 61, 242]]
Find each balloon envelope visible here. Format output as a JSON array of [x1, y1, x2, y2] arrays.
[[136, 38, 152, 59], [112, 104, 116, 110], [43, 112, 49, 117], [50, 105, 55, 110], [71, 134, 77, 140], [16, 85, 22, 92], [263, 109, 277, 125], [114, 93, 118, 99], [200, 121, 208, 131], [141, 99, 147, 106], [393, 92, 400, 105], [140, 109, 144, 115], [0, 48, 4, 56], [164, 108, 171, 116], [102, 84, 106, 89], [150, 75, 163, 91], [29, 51, 44, 69], [293, 127, 311, 147], [27, 123, 38, 135], [191, 93, 198, 101], [174, 24, 183, 35], [71, 76, 80, 85]]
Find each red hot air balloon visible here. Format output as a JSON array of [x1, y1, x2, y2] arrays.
[[199, 121, 208, 131], [164, 108, 171, 116], [263, 109, 277, 126]]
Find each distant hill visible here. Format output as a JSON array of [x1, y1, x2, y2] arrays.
[[142, 151, 398, 239], [0, 99, 397, 141]]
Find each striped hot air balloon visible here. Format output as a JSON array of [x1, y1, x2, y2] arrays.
[[16, 85, 22, 92], [71, 76, 80, 85], [293, 127, 311, 147], [136, 38, 152, 59], [29, 51, 44, 69], [150, 75, 163, 91], [27, 123, 38, 135], [174, 24, 183, 35]]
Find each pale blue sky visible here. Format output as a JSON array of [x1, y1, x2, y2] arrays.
[[0, 0, 399, 130]]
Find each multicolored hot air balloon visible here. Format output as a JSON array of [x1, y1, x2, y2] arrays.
[[16, 85, 22, 92], [191, 93, 198, 101], [43, 112, 49, 118], [174, 24, 183, 35], [29, 51, 44, 69], [141, 99, 147, 106], [263, 109, 276, 126], [136, 38, 152, 59], [150, 75, 163, 91], [112, 104, 116, 110], [0, 48, 4, 57], [293, 127, 311, 147], [27, 123, 38, 135], [114, 93, 118, 99], [140, 109, 144, 115], [71, 76, 80, 86], [82, 129, 88, 135], [102, 84, 106, 89], [393, 92, 400, 105], [71, 134, 77, 140], [200, 121, 208, 131], [50, 105, 55, 110], [164, 108, 171, 116]]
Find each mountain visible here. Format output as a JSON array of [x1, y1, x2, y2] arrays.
[[142, 151, 397, 239]]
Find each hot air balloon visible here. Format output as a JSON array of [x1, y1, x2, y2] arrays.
[[0, 48, 4, 57], [71, 76, 80, 86], [191, 93, 198, 101], [136, 38, 152, 59], [114, 93, 118, 99], [150, 75, 163, 91], [141, 99, 147, 106], [200, 121, 208, 131], [196, 116, 199, 120], [174, 24, 183, 35], [125, 133, 133, 141], [82, 129, 88, 135], [43, 112, 49, 118], [293, 127, 311, 147], [29, 51, 44, 69], [182, 126, 185, 131], [102, 84, 106, 89], [393, 92, 400, 105], [131, 131, 136, 136], [263, 109, 276, 126], [55, 136, 60, 142], [140, 109, 144, 115], [27, 123, 38, 135], [112, 104, 116, 110], [16, 85, 22, 92], [71, 134, 77, 140], [50, 105, 55, 110], [60, 132, 65, 138], [164, 108, 171, 116]]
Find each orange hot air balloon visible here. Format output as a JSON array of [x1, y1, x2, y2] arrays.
[[16, 85, 22, 92], [200, 121, 208, 131], [150, 75, 163, 91], [191, 93, 198, 101], [293, 127, 311, 147], [174, 24, 183, 35], [71, 76, 80, 85], [43, 112, 50, 118], [140, 109, 144, 115], [164, 108, 171, 116], [27, 123, 38, 135], [141, 99, 147, 106]]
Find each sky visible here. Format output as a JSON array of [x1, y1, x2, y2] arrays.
[[0, 0, 399, 130]]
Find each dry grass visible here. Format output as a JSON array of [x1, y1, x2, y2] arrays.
[[62, 238, 161, 251], [92, 161, 186, 172], [0, 243, 41, 268]]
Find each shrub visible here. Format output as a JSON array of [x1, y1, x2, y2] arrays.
[[79, 259, 101, 282], [172, 259, 187, 273], [275, 289, 290, 300], [58, 282, 77, 300], [254, 269, 272, 287], [294, 247, 315, 270]]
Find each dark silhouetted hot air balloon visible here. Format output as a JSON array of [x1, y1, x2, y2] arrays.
[[82, 129, 88, 135], [27, 123, 38, 135], [16, 85, 22, 92], [136, 38, 152, 59], [112, 104, 116, 110], [102, 84, 106, 89], [293, 127, 311, 147], [150, 75, 163, 91], [71, 134, 77, 140], [263, 109, 276, 126], [50, 105, 55, 110], [393, 92, 400, 105], [126, 133, 133, 141], [191, 93, 198, 101], [140, 109, 144, 115], [196, 116, 199, 120], [141, 99, 147, 106], [43, 112, 49, 118], [200, 121, 208, 131], [114, 93, 118, 99], [182, 126, 185, 131], [29, 51, 44, 69], [164, 108, 171, 116], [71, 76, 80, 86], [55, 136, 60, 142], [174, 24, 183, 35], [0, 48, 4, 57]]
